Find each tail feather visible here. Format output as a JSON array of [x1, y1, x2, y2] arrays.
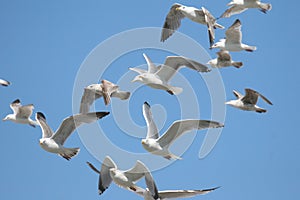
[[232, 61, 243, 68], [256, 108, 267, 113], [164, 153, 182, 160], [167, 86, 183, 95], [260, 3, 272, 13], [60, 148, 80, 160], [213, 23, 224, 29], [245, 46, 257, 52]]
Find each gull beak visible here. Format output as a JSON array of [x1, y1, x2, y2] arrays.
[[141, 140, 145, 145]]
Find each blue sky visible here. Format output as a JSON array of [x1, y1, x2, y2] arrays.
[[0, 0, 298, 200]]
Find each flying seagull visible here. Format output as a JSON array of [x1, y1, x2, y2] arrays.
[[226, 88, 273, 113], [211, 19, 256, 52], [207, 50, 243, 68], [220, 0, 272, 18], [80, 79, 130, 113], [3, 99, 38, 127], [0, 78, 10, 87], [130, 53, 210, 95], [86, 156, 149, 195], [135, 170, 220, 200], [36, 111, 109, 160], [141, 102, 224, 159], [161, 3, 224, 47]]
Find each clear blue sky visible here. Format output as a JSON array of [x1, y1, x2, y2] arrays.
[[0, 0, 298, 200]]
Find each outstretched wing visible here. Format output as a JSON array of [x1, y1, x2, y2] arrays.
[[17, 104, 34, 118], [36, 112, 54, 138], [161, 3, 185, 42], [101, 80, 119, 106], [129, 67, 148, 75], [158, 120, 224, 148], [156, 56, 210, 82], [143, 102, 159, 139], [220, 5, 247, 18], [242, 88, 273, 105], [233, 90, 244, 99], [144, 171, 159, 200], [80, 85, 102, 114], [111, 90, 130, 100], [225, 19, 242, 44], [159, 187, 220, 199], [201, 7, 216, 47], [0, 78, 10, 86], [143, 53, 158, 73], [52, 112, 110, 145], [217, 50, 231, 62], [124, 160, 148, 183]]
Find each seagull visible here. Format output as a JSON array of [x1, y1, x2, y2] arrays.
[[211, 19, 256, 52], [3, 99, 38, 127], [0, 78, 10, 87], [226, 88, 273, 113], [80, 79, 130, 113], [141, 102, 224, 160], [135, 170, 220, 200], [161, 3, 224, 47], [86, 156, 149, 195], [207, 50, 243, 68], [220, 0, 272, 18], [36, 111, 109, 160], [130, 53, 211, 95]]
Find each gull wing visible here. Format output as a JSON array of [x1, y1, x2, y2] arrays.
[[0, 78, 10, 86], [225, 19, 242, 44], [143, 102, 159, 139], [80, 85, 102, 114], [129, 67, 148, 74], [156, 56, 210, 82], [158, 187, 220, 199], [161, 3, 185, 42], [17, 104, 34, 118], [101, 80, 119, 106], [36, 112, 54, 138], [52, 112, 110, 145], [144, 171, 159, 200], [111, 90, 130, 100], [158, 120, 224, 148], [143, 53, 158, 73], [201, 7, 216, 47], [10, 99, 21, 115], [124, 160, 148, 183], [242, 88, 273, 105], [221, 5, 247, 18], [217, 50, 231, 62], [233, 90, 244, 99]]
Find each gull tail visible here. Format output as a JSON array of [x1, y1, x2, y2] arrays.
[[213, 22, 224, 29], [167, 86, 183, 95], [164, 153, 182, 160], [245, 45, 257, 52], [256, 108, 267, 113], [60, 148, 80, 161], [259, 3, 272, 13], [232, 61, 243, 68]]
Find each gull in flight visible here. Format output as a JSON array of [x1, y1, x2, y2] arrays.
[[161, 3, 224, 47], [207, 50, 243, 68], [220, 0, 272, 18], [130, 53, 210, 95], [3, 99, 38, 127], [226, 88, 273, 113], [141, 102, 224, 160], [211, 19, 257, 52], [80, 79, 130, 113], [36, 111, 109, 160], [86, 156, 149, 195], [135, 170, 220, 200], [0, 78, 10, 87]]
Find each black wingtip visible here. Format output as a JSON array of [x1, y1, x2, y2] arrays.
[[36, 112, 46, 120], [12, 99, 20, 104], [96, 111, 110, 119], [144, 101, 150, 107]]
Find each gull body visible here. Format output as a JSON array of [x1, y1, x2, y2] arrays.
[[3, 99, 38, 127], [207, 50, 243, 68], [141, 102, 224, 159], [226, 88, 273, 113], [36, 111, 109, 160], [130, 53, 210, 95]]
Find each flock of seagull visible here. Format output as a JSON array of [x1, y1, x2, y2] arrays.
[[1, 1, 273, 199]]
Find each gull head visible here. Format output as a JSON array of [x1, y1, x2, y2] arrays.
[[141, 139, 148, 145], [210, 41, 223, 49], [39, 138, 46, 146], [207, 59, 217, 67], [131, 75, 143, 83], [2, 114, 13, 121], [225, 100, 236, 106]]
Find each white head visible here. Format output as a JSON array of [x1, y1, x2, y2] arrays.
[[207, 59, 217, 67], [2, 114, 14, 121], [131, 75, 143, 83], [225, 100, 238, 107], [211, 40, 224, 49]]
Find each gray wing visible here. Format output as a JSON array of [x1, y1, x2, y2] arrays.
[[101, 80, 119, 106], [220, 5, 247, 18], [0, 78, 10, 86], [124, 160, 148, 183], [52, 112, 110, 145], [161, 3, 185, 42], [35, 112, 54, 138], [156, 56, 210, 82], [143, 53, 158, 73], [129, 67, 148, 74], [10, 99, 21, 115], [217, 50, 231, 62], [201, 7, 216, 47], [17, 104, 34, 118], [111, 90, 130, 100], [242, 88, 273, 105], [158, 187, 220, 199], [233, 90, 244, 99], [158, 120, 224, 148], [143, 102, 159, 139], [80, 85, 102, 114], [225, 19, 242, 44], [144, 171, 159, 200]]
